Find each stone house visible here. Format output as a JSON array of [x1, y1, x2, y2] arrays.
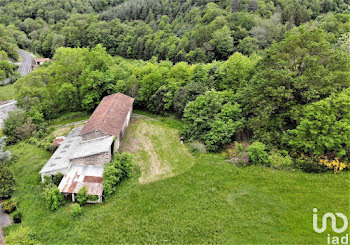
[[40, 93, 134, 203]]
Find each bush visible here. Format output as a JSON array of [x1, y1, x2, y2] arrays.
[[11, 211, 22, 223], [103, 153, 134, 199], [87, 195, 99, 202], [188, 141, 207, 153], [71, 203, 82, 218], [247, 141, 269, 165], [319, 157, 348, 174], [268, 150, 293, 169], [76, 186, 88, 206], [45, 186, 64, 211], [0, 166, 16, 199], [53, 172, 64, 186], [294, 155, 328, 173], [2, 199, 17, 213], [5, 226, 39, 245]]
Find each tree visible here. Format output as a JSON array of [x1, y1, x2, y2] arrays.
[[241, 25, 350, 145], [183, 90, 245, 151], [173, 82, 208, 118], [218, 52, 256, 91], [210, 25, 234, 59], [287, 89, 350, 159]]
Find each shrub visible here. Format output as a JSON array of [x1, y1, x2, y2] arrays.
[[87, 195, 99, 202], [0, 136, 12, 164], [76, 186, 88, 206], [5, 226, 38, 245], [71, 203, 82, 218], [11, 211, 22, 223], [3, 110, 31, 144], [188, 141, 207, 153], [0, 166, 16, 198], [294, 155, 328, 173], [268, 150, 293, 169], [247, 142, 269, 165], [103, 153, 134, 199], [53, 172, 64, 186], [2, 199, 17, 213], [319, 158, 348, 174], [45, 186, 64, 211]]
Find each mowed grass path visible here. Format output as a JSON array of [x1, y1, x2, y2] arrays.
[[5, 118, 350, 244]]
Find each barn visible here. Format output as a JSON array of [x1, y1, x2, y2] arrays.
[[40, 92, 134, 203]]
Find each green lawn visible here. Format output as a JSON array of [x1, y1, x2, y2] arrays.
[[4, 116, 350, 244], [0, 84, 16, 101]]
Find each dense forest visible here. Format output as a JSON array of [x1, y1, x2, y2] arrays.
[[0, 0, 350, 171], [0, 0, 350, 62]]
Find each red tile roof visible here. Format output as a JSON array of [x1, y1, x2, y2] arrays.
[[35, 58, 51, 63], [51, 137, 65, 146], [79, 93, 134, 137]]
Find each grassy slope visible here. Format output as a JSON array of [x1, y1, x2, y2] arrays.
[[0, 84, 16, 101], [5, 117, 350, 244]]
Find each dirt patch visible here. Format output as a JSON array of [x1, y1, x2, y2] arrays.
[[120, 118, 194, 184], [0, 202, 12, 245]]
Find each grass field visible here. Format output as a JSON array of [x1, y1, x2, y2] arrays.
[[0, 84, 16, 101], [4, 116, 350, 244]]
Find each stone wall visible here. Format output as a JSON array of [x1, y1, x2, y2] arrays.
[[69, 151, 111, 166]]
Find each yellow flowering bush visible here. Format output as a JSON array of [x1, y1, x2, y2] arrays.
[[319, 158, 348, 174]]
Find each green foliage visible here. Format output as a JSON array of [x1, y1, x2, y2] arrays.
[[183, 90, 245, 151], [287, 89, 350, 159], [44, 186, 64, 211], [2, 199, 17, 213], [241, 25, 350, 145], [103, 153, 134, 199], [11, 210, 22, 223], [76, 186, 88, 206], [247, 142, 269, 165], [0, 24, 18, 60], [3, 110, 41, 144], [0, 166, 16, 199], [268, 150, 293, 169], [52, 172, 64, 186], [218, 52, 256, 91], [294, 155, 328, 173], [5, 226, 39, 245], [71, 203, 82, 218]]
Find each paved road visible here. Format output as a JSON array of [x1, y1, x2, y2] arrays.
[[0, 100, 17, 128], [1, 49, 33, 85], [18, 49, 34, 77], [0, 202, 12, 245]]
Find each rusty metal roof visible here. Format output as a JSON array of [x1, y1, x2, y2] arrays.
[[79, 93, 134, 137], [58, 165, 104, 196]]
